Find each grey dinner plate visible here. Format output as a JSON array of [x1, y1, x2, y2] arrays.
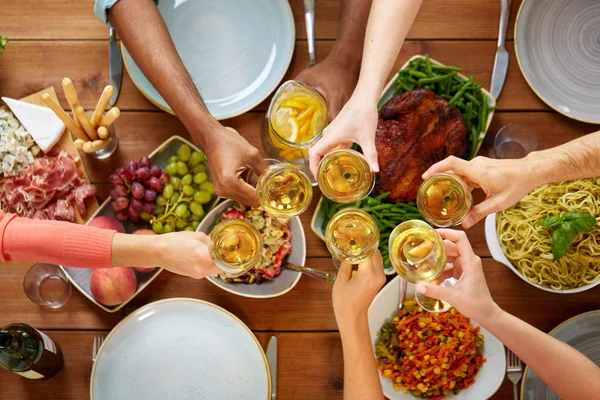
[[521, 310, 600, 399], [515, 0, 600, 123]]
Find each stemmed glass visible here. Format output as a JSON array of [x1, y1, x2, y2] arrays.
[[317, 149, 375, 204], [325, 208, 380, 268], [209, 219, 263, 278]]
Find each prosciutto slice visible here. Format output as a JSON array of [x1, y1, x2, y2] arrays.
[[0, 150, 96, 222]]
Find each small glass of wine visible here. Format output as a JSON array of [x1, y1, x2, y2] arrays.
[[317, 149, 375, 203], [325, 208, 380, 266], [417, 173, 473, 227], [388, 220, 452, 313], [209, 219, 263, 278]]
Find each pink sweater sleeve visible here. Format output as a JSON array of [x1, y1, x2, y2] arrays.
[[0, 212, 116, 268]]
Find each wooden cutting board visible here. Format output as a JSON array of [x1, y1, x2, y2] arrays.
[[1, 87, 99, 224]]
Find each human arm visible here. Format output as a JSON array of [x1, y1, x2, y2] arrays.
[[308, 0, 423, 176], [333, 251, 386, 400], [295, 0, 372, 120], [105, 0, 264, 206], [415, 230, 600, 400], [423, 129, 600, 228]]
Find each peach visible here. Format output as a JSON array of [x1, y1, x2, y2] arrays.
[[131, 229, 158, 273], [90, 267, 137, 306], [88, 216, 125, 233]]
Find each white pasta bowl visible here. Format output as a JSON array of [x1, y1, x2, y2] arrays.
[[368, 276, 506, 400], [485, 213, 600, 294]]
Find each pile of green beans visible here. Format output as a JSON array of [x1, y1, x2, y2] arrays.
[[320, 192, 424, 266], [393, 54, 494, 159]]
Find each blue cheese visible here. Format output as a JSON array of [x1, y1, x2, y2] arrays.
[[0, 109, 38, 177]]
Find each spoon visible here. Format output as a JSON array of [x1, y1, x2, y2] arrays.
[[284, 262, 335, 283]]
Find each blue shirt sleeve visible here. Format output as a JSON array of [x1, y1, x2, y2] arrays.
[[94, 0, 120, 25]]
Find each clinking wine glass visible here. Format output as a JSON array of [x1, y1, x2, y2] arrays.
[[388, 220, 452, 313], [317, 149, 375, 203], [417, 172, 472, 227], [209, 219, 263, 278], [325, 208, 380, 268]]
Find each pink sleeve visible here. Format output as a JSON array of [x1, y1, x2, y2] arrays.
[[0, 211, 116, 268]]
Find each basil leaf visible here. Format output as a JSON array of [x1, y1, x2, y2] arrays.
[[569, 213, 597, 233], [551, 228, 570, 261], [540, 215, 564, 228]]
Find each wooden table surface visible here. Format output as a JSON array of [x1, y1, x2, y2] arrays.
[[1, 1, 599, 399]]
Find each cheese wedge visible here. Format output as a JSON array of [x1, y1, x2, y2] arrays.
[[2, 97, 66, 153]]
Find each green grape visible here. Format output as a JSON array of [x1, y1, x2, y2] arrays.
[[176, 161, 189, 175], [140, 211, 151, 221], [165, 162, 178, 176], [193, 172, 208, 184], [184, 226, 195, 232], [191, 221, 201, 230], [193, 190, 212, 204], [190, 214, 202, 221], [175, 203, 189, 218], [171, 191, 180, 203], [163, 184, 174, 199], [175, 219, 187, 230], [155, 205, 166, 215], [188, 151, 205, 167], [182, 185, 195, 196], [177, 144, 192, 162], [156, 195, 167, 206], [199, 181, 214, 194], [190, 201, 204, 216], [182, 209, 191, 219], [191, 164, 207, 174], [169, 176, 181, 188], [163, 224, 174, 234], [152, 221, 163, 234], [181, 174, 193, 186], [167, 155, 179, 164]]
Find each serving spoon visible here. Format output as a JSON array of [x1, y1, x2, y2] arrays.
[[284, 262, 336, 283]]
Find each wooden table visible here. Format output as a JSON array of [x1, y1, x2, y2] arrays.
[[1, 1, 599, 399]]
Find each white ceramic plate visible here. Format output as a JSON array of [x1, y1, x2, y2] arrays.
[[515, 0, 600, 123], [521, 310, 600, 399], [122, 0, 295, 119], [485, 213, 600, 294], [91, 298, 271, 400], [198, 200, 304, 298], [368, 276, 506, 400]]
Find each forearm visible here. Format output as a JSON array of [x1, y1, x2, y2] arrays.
[[481, 309, 600, 399], [111, 233, 162, 268], [339, 316, 384, 400], [528, 129, 600, 186], [354, 0, 422, 103], [107, 0, 220, 148]]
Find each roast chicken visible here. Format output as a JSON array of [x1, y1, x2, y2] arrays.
[[373, 89, 468, 202]]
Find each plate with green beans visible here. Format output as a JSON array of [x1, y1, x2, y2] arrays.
[[311, 55, 495, 274]]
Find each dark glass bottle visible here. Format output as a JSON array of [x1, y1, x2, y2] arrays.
[[0, 323, 63, 379]]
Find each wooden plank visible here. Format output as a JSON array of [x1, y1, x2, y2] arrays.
[[1, 0, 523, 41]]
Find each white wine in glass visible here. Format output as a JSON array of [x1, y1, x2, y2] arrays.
[[417, 173, 472, 227], [209, 219, 262, 278], [317, 149, 375, 203], [325, 208, 380, 265], [256, 161, 313, 218]]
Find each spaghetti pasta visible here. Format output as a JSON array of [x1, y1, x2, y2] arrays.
[[497, 178, 600, 290]]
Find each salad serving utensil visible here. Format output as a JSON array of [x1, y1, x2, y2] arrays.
[[266, 336, 278, 400], [283, 262, 335, 283]]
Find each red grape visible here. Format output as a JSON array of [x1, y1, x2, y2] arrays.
[[127, 206, 141, 224], [160, 172, 170, 184], [110, 188, 118, 200], [112, 197, 129, 211], [144, 189, 157, 202], [115, 210, 128, 222], [135, 167, 151, 181], [146, 177, 163, 192], [142, 201, 156, 214], [121, 168, 133, 182], [130, 198, 143, 212], [114, 185, 128, 198], [150, 166, 162, 178], [127, 160, 138, 173], [131, 182, 145, 199], [139, 156, 152, 169], [109, 173, 124, 186]]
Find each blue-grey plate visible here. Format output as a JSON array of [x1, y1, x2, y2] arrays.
[[122, 0, 295, 119], [521, 310, 600, 399], [198, 200, 304, 298], [91, 298, 271, 400]]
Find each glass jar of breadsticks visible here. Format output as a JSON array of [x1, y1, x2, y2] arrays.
[[42, 78, 119, 159]]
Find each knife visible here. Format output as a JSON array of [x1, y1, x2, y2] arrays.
[[109, 27, 123, 107], [303, 0, 316, 67], [266, 336, 277, 400], [490, 0, 511, 100]]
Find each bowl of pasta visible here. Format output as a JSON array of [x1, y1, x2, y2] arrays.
[[485, 179, 600, 294]]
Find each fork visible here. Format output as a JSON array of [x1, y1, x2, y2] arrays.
[[92, 336, 105, 364], [506, 348, 523, 400]]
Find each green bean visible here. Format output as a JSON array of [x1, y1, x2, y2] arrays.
[[469, 126, 479, 159], [374, 192, 391, 202], [441, 94, 453, 101], [425, 54, 434, 77], [417, 72, 456, 85], [431, 65, 462, 73], [465, 102, 473, 124], [464, 92, 481, 108], [449, 81, 472, 105], [396, 78, 413, 92], [408, 70, 428, 79], [480, 90, 488, 134]]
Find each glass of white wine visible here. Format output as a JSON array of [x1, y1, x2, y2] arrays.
[[388, 220, 452, 313], [209, 219, 263, 278], [325, 208, 380, 267], [417, 173, 472, 227], [317, 149, 375, 203]]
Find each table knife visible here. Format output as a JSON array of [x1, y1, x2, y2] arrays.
[[109, 27, 123, 107], [490, 0, 512, 100], [303, 0, 316, 67], [266, 336, 277, 400]]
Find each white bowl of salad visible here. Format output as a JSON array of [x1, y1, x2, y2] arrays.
[[198, 199, 305, 298]]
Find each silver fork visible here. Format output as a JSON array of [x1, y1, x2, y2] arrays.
[[506, 348, 523, 400], [92, 336, 105, 364]]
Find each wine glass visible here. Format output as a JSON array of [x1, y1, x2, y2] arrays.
[[209, 219, 263, 278], [317, 149, 375, 203], [325, 208, 380, 268], [417, 172, 472, 227]]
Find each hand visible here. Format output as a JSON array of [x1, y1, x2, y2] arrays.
[[308, 96, 379, 177], [200, 125, 266, 207], [155, 231, 221, 279], [333, 251, 386, 332], [415, 230, 501, 323], [423, 155, 541, 229]]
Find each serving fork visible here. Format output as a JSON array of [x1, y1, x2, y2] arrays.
[[506, 348, 523, 400], [92, 336, 105, 364]]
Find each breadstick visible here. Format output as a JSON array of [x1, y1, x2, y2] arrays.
[[73, 113, 82, 128], [90, 86, 114, 127], [62, 77, 82, 112], [100, 107, 120, 127], [73, 139, 86, 149], [83, 138, 111, 153], [97, 126, 109, 140], [41, 93, 88, 142], [74, 105, 99, 141]]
